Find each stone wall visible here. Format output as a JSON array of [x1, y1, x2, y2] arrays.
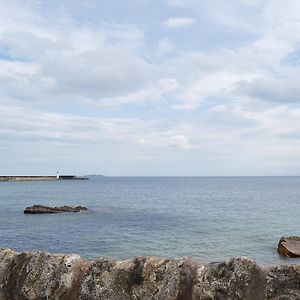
[[0, 176, 57, 182], [0, 248, 299, 299]]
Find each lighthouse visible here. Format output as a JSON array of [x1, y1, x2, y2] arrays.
[[56, 171, 59, 180]]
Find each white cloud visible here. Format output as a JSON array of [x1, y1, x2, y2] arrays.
[[139, 133, 190, 149], [164, 17, 195, 28], [95, 78, 179, 106], [0, 7, 154, 106], [173, 71, 257, 110]]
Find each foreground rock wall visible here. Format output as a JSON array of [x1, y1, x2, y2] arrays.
[[0, 248, 299, 300]]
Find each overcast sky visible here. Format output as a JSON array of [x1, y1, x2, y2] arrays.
[[1, 0, 300, 176]]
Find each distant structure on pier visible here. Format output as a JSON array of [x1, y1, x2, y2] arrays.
[[0, 174, 88, 182]]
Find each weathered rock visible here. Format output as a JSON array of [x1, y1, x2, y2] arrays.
[[0, 248, 274, 300], [192, 257, 266, 300], [0, 248, 89, 299], [278, 236, 300, 258], [24, 205, 88, 214], [80, 257, 199, 300], [266, 264, 300, 299]]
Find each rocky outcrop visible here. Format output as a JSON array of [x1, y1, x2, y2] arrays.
[[278, 236, 300, 258], [24, 205, 88, 214], [0, 248, 300, 299]]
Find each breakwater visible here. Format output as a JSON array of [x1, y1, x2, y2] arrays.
[[0, 176, 56, 182], [0, 248, 298, 299], [0, 175, 88, 182]]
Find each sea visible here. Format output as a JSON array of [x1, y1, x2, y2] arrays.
[[1, 176, 300, 266]]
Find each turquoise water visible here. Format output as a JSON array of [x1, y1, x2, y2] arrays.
[[0, 176, 300, 266]]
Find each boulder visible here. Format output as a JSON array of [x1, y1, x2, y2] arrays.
[[278, 236, 300, 258], [192, 257, 266, 300], [24, 205, 88, 214], [0, 249, 268, 300], [266, 264, 300, 299], [5, 247, 300, 299]]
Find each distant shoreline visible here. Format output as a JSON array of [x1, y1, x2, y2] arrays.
[[0, 175, 88, 182]]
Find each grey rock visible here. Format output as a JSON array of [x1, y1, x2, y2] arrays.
[[266, 264, 300, 300], [79, 257, 199, 300], [1, 248, 300, 300], [0, 248, 86, 299], [192, 257, 266, 300]]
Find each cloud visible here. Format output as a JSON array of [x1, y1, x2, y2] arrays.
[[139, 134, 190, 149], [167, 0, 195, 7], [42, 48, 154, 99], [0, 0, 156, 107], [0, 102, 191, 149], [164, 17, 195, 28], [2, 0, 300, 174], [156, 39, 174, 56], [173, 71, 257, 110], [95, 78, 179, 106], [235, 78, 300, 104]]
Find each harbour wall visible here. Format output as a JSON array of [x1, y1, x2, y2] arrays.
[[0, 175, 88, 181], [0, 248, 298, 299], [0, 176, 57, 182]]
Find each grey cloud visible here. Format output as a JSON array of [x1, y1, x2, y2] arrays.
[[1, 31, 57, 59], [235, 78, 300, 103], [42, 49, 154, 99], [0, 12, 155, 104], [206, 106, 260, 129], [278, 131, 300, 140]]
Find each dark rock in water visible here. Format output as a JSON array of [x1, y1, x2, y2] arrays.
[[24, 205, 88, 214], [277, 236, 300, 257]]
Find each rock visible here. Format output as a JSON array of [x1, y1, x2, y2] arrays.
[[266, 264, 300, 299], [277, 236, 300, 257], [0, 248, 271, 300], [80, 257, 199, 300], [24, 205, 88, 214], [0, 248, 89, 299], [192, 257, 266, 300]]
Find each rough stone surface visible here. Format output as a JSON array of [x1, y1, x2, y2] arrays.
[[79, 257, 199, 300], [278, 236, 300, 258], [24, 205, 88, 214], [0, 248, 300, 299], [192, 257, 266, 300], [266, 264, 300, 300]]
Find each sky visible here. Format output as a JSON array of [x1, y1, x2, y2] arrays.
[[1, 0, 300, 176]]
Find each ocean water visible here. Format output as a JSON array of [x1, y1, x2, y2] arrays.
[[0, 176, 300, 266]]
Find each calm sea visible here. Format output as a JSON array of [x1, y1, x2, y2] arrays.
[[0, 176, 300, 266]]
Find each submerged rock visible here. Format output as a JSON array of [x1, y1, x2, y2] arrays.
[[277, 236, 300, 258], [24, 205, 88, 214]]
